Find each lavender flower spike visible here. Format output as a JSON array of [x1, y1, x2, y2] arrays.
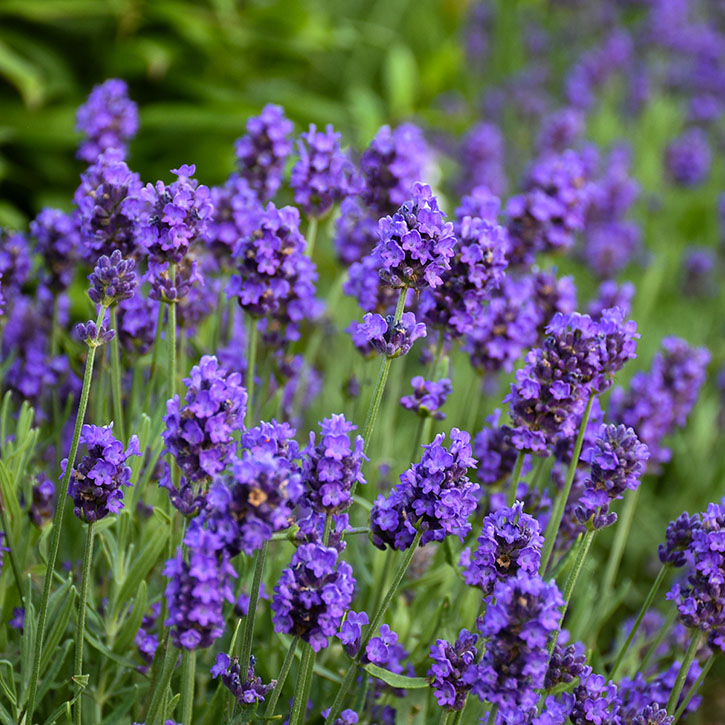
[[210, 652, 276, 704], [348, 311, 427, 359], [88, 249, 137, 307], [428, 629, 478, 711]]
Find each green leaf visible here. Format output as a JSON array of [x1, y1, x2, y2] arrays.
[[35, 640, 72, 707], [18, 577, 36, 707], [102, 684, 140, 725], [0, 40, 44, 107], [84, 631, 141, 672], [383, 43, 417, 119], [40, 580, 75, 672], [112, 580, 147, 654], [361, 663, 429, 689]]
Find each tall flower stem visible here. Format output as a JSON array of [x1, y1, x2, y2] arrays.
[[238, 540, 268, 673], [666, 632, 701, 715], [305, 216, 319, 258], [246, 316, 258, 426], [360, 289, 407, 455], [23, 304, 107, 724], [167, 267, 178, 401], [109, 307, 125, 443], [507, 450, 525, 507], [288, 643, 315, 725], [609, 564, 668, 679], [143, 303, 167, 414], [674, 653, 715, 722], [324, 529, 423, 724], [437, 709, 451, 725], [180, 649, 196, 725], [640, 606, 677, 673], [73, 521, 96, 725], [601, 487, 640, 594], [263, 636, 299, 718], [539, 396, 594, 575], [144, 639, 178, 725]]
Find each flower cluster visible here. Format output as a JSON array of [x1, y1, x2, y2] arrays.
[[333, 196, 379, 266], [373, 183, 456, 291], [428, 629, 478, 711], [301, 414, 366, 515], [75, 78, 139, 162], [665, 128, 711, 187], [29, 474, 55, 527], [75, 319, 115, 347], [210, 653, 276, 705], [30, 208, 80, 292], [271, 542, 355, 651], [88, 250, 137, 307], [400, 377, 452, 420], [370, 429, 478, 549], [348, 312, 426, 359], [458, 121, 506, 195], [473, 410, 526, 486], [63, 424, 140, 523], [336, 610, 369, 656], [207, 175, 262, 257]]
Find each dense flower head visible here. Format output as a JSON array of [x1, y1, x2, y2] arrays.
[[530, 268, 578, 336], [545, 641, 587, 690], [127, 164, 214, 265], [162, 355, 247, 492], [74, 149, 143, 261], [333, 196, 379, 266], [459, 121, 506, 195], [428, 629, 478, 711], [63, 424, 140, 523], [461, 501, 544, 594], [464, 573, 564, 718], [464, 275, 540, 374], [373, 183, 456, 291], [29, 474, 55, 527], [30, 208, 81, 291], [575, 424, 649, 529], [271, 542, 355, 652], [631, 704, 674, 725], [206, 175, 262, 257], [117, 290, 159, 354], [659, 512, 700, 567], [584, 221, 641, 280], [570, 667, 622, 724], [588, 281, 635, 321], [234, 104, 294, 200], [0, 229, 31, 295], [163, 545, 236, 649], [536, 108, 585, 153], [301, 414, 366, 515], [75, 78, 139, 162], [456, 185, 502, 225], [369, 428, 478, 549], [210, 652, 276, 705], [348, 311, 426, 359], [88, 249, 137, 307], [360, 123, 429, 216], [291, 123, 358, 216], [400, 377, 452, 420], [473, 410, 528, 486], [419, 211, 508, 336], [665, 128, 711, 186], [506, 149, 590, 267], [75, 319, 115, 347]]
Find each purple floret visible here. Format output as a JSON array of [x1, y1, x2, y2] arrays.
[[428, 629, 478, 711], [665, 128, 711, 187], [336, 609, 369, 656], [333, 196, 379, 266], [458, 122, 506, 195], [88, 249, 137, 307], [30, 208, 81, 292], [210, 652, 276, 705], [348, 311, 426, 359], [400, 377, 452, 420]]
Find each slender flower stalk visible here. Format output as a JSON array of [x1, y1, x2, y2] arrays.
[[507, 450, 525, 507], [601, 486, 640, 593], [289, 644, 315, 725], [609, 564, 668, 678], [144, 638, 177, 725], [666, 632, 702, 715], [305, 216, 319, 258], [109, 306, 125, 442], [263, 636, 299, 718], [180, 649, 196, 725], [73, 522, 96, 725], [674, 654, 716, 722], [237, 540, 268, 675], [167, 265, 178, 401], [539, 396, 594, 575], [143, 303, 167, 413], [23, 304, 107, 724]]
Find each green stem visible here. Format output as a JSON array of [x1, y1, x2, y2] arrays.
[[324, 529, 423, 724], [0, 498, 23, 606], [109, 307, 125, 443], [167, 274, 177, 402], [507, 451, 525, 507], [437, 708, 451, 725], [539, 396, 594, 575], [73, 522, 96, 725], [23, 305, 106, 724], [666, 632, 701, 715], [601, 487, 640, 594], [145, 640, 178, 725], [238, 540, 268, 673], [674, 653, 715, 722], [263, 636, 299, 719], [144, 303, 167, 412], [289, 644, 315, 725], [609, 564, 668, 679], [640, 606, 677, 673], [246, 316, 258, 426], [450, 706, 465, 725], [305, 216, 319, 258], [180, 650, 196, 725]]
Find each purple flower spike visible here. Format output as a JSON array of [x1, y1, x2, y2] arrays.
[[370, 428, 478, 550], [570, 666, 622, 724], [665, 128, 711, 187], [30, 209, 81, 292], [428, 629, 478, 711], [373, 182, 456, 291], [63, 424, 140, 523], [210, 652, 276, 705], [75, 79, 138, 162], [235, 104, 294, 201], [75, 320, 115, 347], [291, 123, 358, 216], [29, 474, 55, 527], [88, 249, 137, 307], [400, 377, 452, 420], [0, 229, 32, 295], [349, 311, 426, 359], [632, 704, 674, 725], [271, 542, 355, 652], [207, 175, 263, 258], [459, 122, 506, 195], [333, 196, 379, 266], [659, 512, 700, 567]]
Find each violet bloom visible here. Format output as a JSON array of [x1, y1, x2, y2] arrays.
[[210, 652, 276, 704], [461, 501, 543, 594], [360, 123, 429, 216], [271, 542, 355, 652], [88, 249, 137, 307], [348, 311, 426, 359], [301, 414, 366, 515], [163, 543, 236, 650], [570, 667, 622, 724], [344, 254, 409, 316], [665, 128, 711, 187], [0, 229, 32, 296], [458, 121, 506, 195], [30, 208, 81, 292], [373, 183, 456, 291], [333, 196, 379, 266], [631, 704, 674, 725], [659, 512, 700, 567], [536, 108, 584, 153], [370, 429, 479, 550], [545, 641, 587, 690], [135, 601, 161, 672], [75, 319, 115, 347], [0, 532, 8, 576], [74, 149, 143, 261], [400, 377, 452, 420], [530, 268, 578, 337], [575, 424, 649, 530], [63, 424, 140, 523], [336, 609, 369, 657], [428, 629, 478, 711], [117, 291, 159, 354], [291, 123, 358, 216], [75, 78, 138, 162], [473, 410, 527, 487], [464, 573, 563, 719], [682, 247, 717, 298], [364, 624, 409, 675], [505, 149, 590, 267], [588, 280, 635, 321], [234, 104, 294, 201], [29, 474, 55, 527], [206, 175, 262, 259]]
